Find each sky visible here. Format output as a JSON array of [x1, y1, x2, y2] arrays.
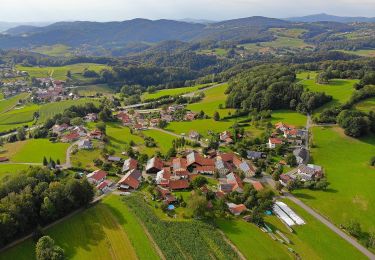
[[0, 0, 374, 22]]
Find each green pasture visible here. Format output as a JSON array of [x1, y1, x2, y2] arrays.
[[143, 129, 176, 153], [337, 49, 375, 57], [0, 93, 29, 114], [271, 110, 307, 128], [294, 126, 375, 232], [355, 97, 375, 113], [0, 164, 32, 181], [0, 104, 38, 125], [31, 44, 73, 57], [141, 83, 211, 100], [1, 139, 69, 164], [76, 84, 114, 96], [0, 194, 157, 260]]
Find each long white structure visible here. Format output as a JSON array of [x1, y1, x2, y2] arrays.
[[276, 201, 305, 225], [273, 204, 295, 226]]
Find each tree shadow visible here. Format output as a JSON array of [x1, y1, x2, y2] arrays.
[[292, 192, 315, 200]]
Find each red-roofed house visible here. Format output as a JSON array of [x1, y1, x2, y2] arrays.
[[227, 203, 247, 216], [146, 157, 164, 174], [61, 132, 80, 143], [118, 169, 142, 191], [96, 180, 112, 193], [169, 179, 190, 190], [268, 138, 283, 149], [87, 170, 107, 185], [252, 181, 264, 191], [122, 158, 138, 173]]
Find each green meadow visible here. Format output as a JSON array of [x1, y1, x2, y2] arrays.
[[338, 49, 375, 57], [294, 126, 375, 232], [0, 93, 29, 114], [355, 97, 375, 113], [76, 84, 114, 96], [1, 139, 69, 163], [141, 83, 212, 100], [31, 44, 74, 57], [38, 98, 100, 122], [0, 104, 39, 125], [143, 129, 177, 153], [0, 164, 32, 181], [186, 83, 235, 117], [271, 109, 307, 128], [16, 63, 110, 80], [297, 72, 357, 113], [0, 195, 159, 260]]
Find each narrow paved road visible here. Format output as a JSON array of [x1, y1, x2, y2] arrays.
[[283, 192, 375, 260], [63, 140, 79, 169]]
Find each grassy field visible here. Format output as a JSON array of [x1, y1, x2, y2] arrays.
[[143, 129, 177, 153], [294, 126, 375, 232], [38, 99, 100, 122], [0, 104, 38, 125], [0, 164, 32, 181], [16, 63, 110, 81], [297, 72, 357, 113], [218, 199, 366, 259], [105, 123, 155, 156], [76, 84, 114, 96], [186, 83, 235, 117], [0, 194, 158, 260], [141, 83, 212, 100], [338, 49, 375, 57], [271, 110, 307, 128], [0, 93, 29, 114], [1, 139, 69, 163], [217, 219, 292, 259], [197, 48, 228, 56], [355, 97, 375, 113], [31, 44, 74, 57]]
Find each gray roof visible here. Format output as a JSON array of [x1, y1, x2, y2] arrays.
[[247, 151, 263, 159]]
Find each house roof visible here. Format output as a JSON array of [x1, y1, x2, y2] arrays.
[[227, 203, 247, 215], [186, 152, 214, 167], [172, 157, 187, 171], [146, 157, 164, 171], [118, 169, 141, 189], [252, 181, 264, 191], [88, 170, 107, 182], [96, 180, 112, 190], [108, 156, 121, 162], [62, 132, 80, 140], [169, 179, 189, 190], [269, 138, 283, 144], [246, 150, 263, 159], [122, 158, 138, 172], [196, 165, 216, 173]]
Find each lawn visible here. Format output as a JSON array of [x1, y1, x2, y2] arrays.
[[271, 110, 307, 128], [297, 72, 357, 113], [294, 126, 375, 232], [0, 93, 29, 114], [0, 195, 157, 260], [0, 164, 32, 181], [186, 83, 235, 117], [217, 219, 292, 259], [355, 97, 375, 113], [16, 63, 110, 81], [71, 147, 102, 169], [1, 139, 69, 163], [38, 98, 100, 122], [338, 49, 375, 57], [141, 83, 212, 101]]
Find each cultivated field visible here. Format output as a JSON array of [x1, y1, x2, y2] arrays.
[[76, 84, 114, 96], [1, 139, 69, 163], [0, 104, 38, 125], [0, 195, 157, 260], [295, 126, 375, 232]]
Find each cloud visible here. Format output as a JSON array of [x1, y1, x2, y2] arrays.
[[0, 0, 374, 22]]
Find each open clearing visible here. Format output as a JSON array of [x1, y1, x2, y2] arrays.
[[1, 139, 69, 163], [271, 110, 307, 128], [16, 63, 109, 81], [31, 44, 74, 57], [76, 84, 114, 96], [294, 126, 375, 232], [0, 195, 158, 260], [0, 164, 31, 180], [355, 97, 375, 113], [0, 104, 38, 125], [143, 129, 177, 153], [297, 72, 357, 113], [141, 83, 212, 100], [337, 49, 375, 57]]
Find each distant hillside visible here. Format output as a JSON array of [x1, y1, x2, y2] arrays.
[[287, 13, 375, 23], [0, 17, 291, 49]]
